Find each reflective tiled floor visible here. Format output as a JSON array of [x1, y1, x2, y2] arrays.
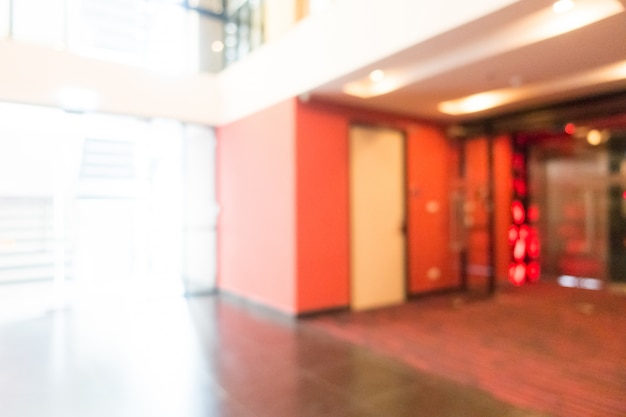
[[308, 283, 626, 417], [0, 293, 547, 417]]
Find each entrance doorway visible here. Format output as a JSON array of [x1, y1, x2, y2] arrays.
[[528, 126, 626, 287], [349, 125, 406, 310]]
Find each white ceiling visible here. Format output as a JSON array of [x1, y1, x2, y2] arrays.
[[308, 0, 626, 123]]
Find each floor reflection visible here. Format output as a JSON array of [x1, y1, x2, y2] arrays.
[[0, 294, 546, 417]]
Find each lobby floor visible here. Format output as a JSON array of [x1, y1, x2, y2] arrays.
[[0, 290, 550, 417], [308, 282, 626, 417]]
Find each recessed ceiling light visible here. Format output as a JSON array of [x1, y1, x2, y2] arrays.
[[343, 78, 398, 98], [553, 0, 575, 14], [438, 91, 510, 115], [438, 59, 626, 116], [369, 70, 385, 82], [343, 70, 398, 98]]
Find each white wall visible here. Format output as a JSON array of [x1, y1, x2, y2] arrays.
[[0, 0, 519, 125], [217, 0, 519, 123], [0, 40, 221, 125]]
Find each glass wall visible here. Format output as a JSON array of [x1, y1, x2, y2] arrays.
[[224, 0, 263, 66], [12, 0, 66, 47], [2, 0, 265, 73], [527, 116, 626, 289], [0, 102, 217, 319], [0, 0, 8, 38]]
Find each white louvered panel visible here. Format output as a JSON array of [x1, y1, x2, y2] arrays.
[[0, 228, 53, 240], [0, 198, 58, 283], [0, 265, 55, 283], [0, 205, 49, 217], [82, 139, 134, 154], [0, 241, 54, 255], [0, 218, 50, 230], [80, 0, 146, 55], [80, 165, 135, 178], [82, 153, 134, 166], [0, 252, 55, 269], [80, 138, 135, 180]]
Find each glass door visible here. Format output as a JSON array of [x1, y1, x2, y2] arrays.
[[529, 127, 626, 288]]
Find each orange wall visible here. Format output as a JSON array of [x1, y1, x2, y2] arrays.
[[464, 136, 512, 284], [494, 135, 513, 281], [294, 101, 456, 312], [295, 103, 350, 312], [217, 97, 511, 315], [406, 126, 459, 293], [216, 99, 297, 314]]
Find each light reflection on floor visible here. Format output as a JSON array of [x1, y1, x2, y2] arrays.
[[0, 294, 544, 417], [1, 293, 212, 417]]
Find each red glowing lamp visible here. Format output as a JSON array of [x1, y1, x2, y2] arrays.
[[509, 263, 526, 286], [511, 200, 526, 225], [513, 178, 527, 197], [508, 225, 519, 245], [519, 225, 531, 240], [512, 154, 525, 171], [528, 205, 540, 222], [513, 240, 527, 262], [528, 234, 540, 258], [527, 262, 540, 282]]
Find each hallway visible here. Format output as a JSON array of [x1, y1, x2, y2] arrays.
[[0, 292, 547, 417], [308, 283, 626, 417]]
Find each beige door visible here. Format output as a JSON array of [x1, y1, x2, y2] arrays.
[[350, 125, 406, 310]]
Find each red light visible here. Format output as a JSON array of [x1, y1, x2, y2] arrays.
[[511, 200, 526, 225], [528, 234, 540, 258], [623, 190, 626, 200], [513, 178, 527, 197], [565, 123, 576, 135], [519, 225, 531, 240], [508, 225, 519, 245], [527, 262, 540, 282], [513, 240, 527, 261], [528, 205, 539, 222], [509, 263, 526, 286], [512, 153, 525, 171]]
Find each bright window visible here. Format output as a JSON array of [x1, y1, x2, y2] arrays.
[[12, 0, 66, 47], [0, 0, 9, 38], [0, 102, 217, 315]]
